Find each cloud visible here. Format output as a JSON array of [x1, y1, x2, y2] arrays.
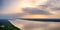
[[51, 7, 60, 11], [46, 0, 60, 11], [23, 8, 52, 15], [1, 0, 60, 18]]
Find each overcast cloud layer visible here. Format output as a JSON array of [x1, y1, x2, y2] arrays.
[[0, 0, 60, 19]]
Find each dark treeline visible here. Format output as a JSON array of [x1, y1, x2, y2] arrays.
[[20, 18, 60, 22]]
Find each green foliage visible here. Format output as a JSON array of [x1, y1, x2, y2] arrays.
[[0, 19, 21, 30]]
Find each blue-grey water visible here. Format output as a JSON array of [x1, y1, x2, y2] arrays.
[[0, 19, 60, 30]]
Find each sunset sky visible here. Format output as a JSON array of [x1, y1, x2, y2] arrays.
[[0, 0, 60, 19]]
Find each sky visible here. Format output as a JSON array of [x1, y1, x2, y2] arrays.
[[0, 0, 60, 19]]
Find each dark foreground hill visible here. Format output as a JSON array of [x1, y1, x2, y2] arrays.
[[0, 19, 21, 30]]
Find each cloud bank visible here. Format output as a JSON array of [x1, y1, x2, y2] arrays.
[[0, 0, 60, 19], [23, 8, 52, 15]]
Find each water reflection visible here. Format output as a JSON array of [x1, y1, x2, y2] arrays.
[[9, 19, 60, 30]]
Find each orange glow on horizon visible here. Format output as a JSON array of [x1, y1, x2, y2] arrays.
[[22, 14, 49, 18]]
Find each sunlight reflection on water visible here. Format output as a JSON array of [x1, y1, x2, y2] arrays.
[[9, 19, 60, 30]]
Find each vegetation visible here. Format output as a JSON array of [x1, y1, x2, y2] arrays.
[[0, 19, 21, 30]]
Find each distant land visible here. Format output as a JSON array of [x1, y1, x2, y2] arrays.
[[17, 18, 60, 22]]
